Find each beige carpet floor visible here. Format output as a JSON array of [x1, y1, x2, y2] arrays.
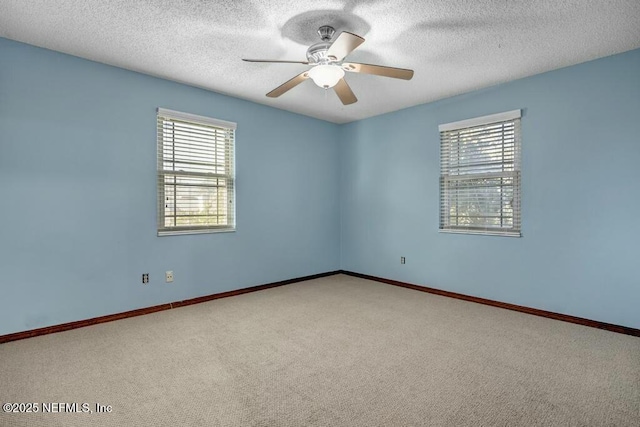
[[1, 274, 639, 426]]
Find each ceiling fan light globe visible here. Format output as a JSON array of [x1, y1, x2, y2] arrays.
[[308, 65, 345, 89]]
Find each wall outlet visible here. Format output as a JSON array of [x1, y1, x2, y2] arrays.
[[142, 273, 149, 284], [401, 257, 406, 264], [165, 271, 174, 283]]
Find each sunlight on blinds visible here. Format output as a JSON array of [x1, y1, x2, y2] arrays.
[[157, 108, 236, 235], [439, 110, 521, 236]]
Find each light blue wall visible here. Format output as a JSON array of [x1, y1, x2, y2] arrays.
[[2, 37, 639, 336], [339, 49, 640, 329], [0, 38, 340, 335]]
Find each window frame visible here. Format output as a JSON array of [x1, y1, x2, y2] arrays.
[[157, 108, 236, 236], [438, 109, 522, 237]]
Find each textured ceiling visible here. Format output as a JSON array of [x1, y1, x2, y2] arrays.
[[1, 1, 640, 123]]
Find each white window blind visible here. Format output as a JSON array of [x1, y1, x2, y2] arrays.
[[439, 110, 521, 237], [157, 108, 236, 236]]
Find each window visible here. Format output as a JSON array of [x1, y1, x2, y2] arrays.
[[439, 110, 521, 237], [157, 108, 236, 235]]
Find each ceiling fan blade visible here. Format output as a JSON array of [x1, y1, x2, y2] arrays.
[[334, 78, 357, 105], [326, 32, 365, 61], [243, 59, 309, 64], [266, 71, 310, 98], [342, 62, 414, 80]]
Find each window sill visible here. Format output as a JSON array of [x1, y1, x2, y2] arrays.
[[158, 228, 236, 237], [439, 229, 521, 238]]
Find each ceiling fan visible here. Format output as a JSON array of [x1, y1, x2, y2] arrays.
[[243, 25, 414, 105]]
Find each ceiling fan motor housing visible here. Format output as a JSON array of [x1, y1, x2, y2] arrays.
[[306, 41, 332, 64]]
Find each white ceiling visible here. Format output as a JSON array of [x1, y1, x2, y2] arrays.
[[2, 1, 640, 124]]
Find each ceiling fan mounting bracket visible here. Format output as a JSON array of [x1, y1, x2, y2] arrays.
[[317, 25, 335, 42]]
